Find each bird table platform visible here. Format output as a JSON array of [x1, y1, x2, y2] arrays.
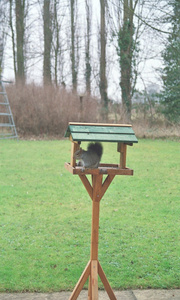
[[64, 122, 138, 300]]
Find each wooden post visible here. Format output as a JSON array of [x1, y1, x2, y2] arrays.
[[87, 175, 102, 300], [117, 142, 127, 169], [71, 141, 80, 167], [91, 175, 102, 260], [68, 174, 117, 300]]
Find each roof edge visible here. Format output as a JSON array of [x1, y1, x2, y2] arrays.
[[68, 122, 132, 127]]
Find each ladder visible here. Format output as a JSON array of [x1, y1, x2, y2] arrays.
[[0, 80, 18, 140]]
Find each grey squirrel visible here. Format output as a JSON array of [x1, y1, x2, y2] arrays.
[[73, 142, 103, 168]]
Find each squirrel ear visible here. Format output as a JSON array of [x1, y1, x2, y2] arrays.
[[74, 148, 82, 156]]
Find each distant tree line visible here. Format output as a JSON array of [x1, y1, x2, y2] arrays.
[[0, 0, 179, 123]]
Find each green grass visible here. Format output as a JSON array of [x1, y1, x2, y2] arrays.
[[0, 139, 179, 292]]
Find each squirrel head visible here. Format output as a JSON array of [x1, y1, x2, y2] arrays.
[[73, 148, 83, 160]]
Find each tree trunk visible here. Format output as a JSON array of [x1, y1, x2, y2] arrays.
[[15, 0, 25, 84], [0, 1, 7, 78], [120, 0, 134, 123], [43, 0, 52, 85], [100, 0, 108, 121], [53, 0, 59, 87], [85, 0, 91, 95], [70, 0, 77, 92]]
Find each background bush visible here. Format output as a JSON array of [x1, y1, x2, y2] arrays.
[[4, 83, 180, 139], [7, 84, 99, 136]]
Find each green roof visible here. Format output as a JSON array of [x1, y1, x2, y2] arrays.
[[64, 122, 138, 143]]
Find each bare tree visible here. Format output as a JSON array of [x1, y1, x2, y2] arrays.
[[0, 1, 8, 78], [108, 0, 139, 122], [43, 0, 52, 85], [119, 0, 138, 122], [52, 0, 60, 86], [100, 0, 108, 121], [9, 0, 17, 79], [85, 0, 92, 94], [9, 0, 26, 83], [70, 0, 78, 92], [110, 0, 170, 122], [16, 0, 26, 83]]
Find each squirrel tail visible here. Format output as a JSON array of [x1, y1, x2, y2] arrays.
[[87, 142, 103, 159]]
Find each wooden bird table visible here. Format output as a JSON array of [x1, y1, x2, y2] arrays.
[[64, 123, 138, 300]]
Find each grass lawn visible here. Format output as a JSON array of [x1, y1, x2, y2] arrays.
[[0, 139, 179, 292]]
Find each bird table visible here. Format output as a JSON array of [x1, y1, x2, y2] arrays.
[[64, 122, 138, 300]]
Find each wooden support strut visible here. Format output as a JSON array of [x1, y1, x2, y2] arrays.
[[117, 142, 127, 169], [70, 139, 81, 167], [68, 174, 117, 300]]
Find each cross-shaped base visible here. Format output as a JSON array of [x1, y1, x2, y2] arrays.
[[69, 260, 117, 300]]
